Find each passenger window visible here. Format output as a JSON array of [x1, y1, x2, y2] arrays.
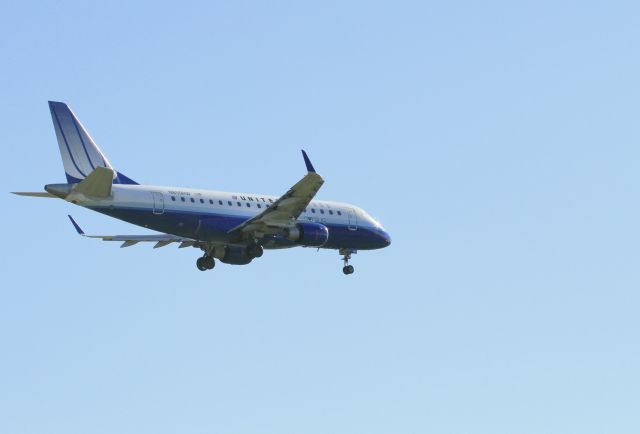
[[320, 209, 324, 214], [329, 210, 333, 215], [200, 199, 204, 204], [228, 201, 232, 206], [246, 203, 251, 207], [190, 198, 195, 203], [181, 197, 185, 202], [218, 200, 223, 205], [209, 199, 213, 204], [337, 210, 342, 216], [237, 202, 241, 207], [257, 204, 262, 209], [311, 209, 316, 213]]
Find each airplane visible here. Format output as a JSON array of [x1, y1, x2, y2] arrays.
[[13, 101, 391, 274]]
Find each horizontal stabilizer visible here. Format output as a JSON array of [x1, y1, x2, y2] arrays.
[[12, 192, 56, 198], [74, 166, 113, 197]]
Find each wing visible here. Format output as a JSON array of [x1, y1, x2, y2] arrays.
[[68, 215, 197, 248], [227, 150, 324, 237]]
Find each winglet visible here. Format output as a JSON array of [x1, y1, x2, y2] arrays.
[[301, 150, 316, 173], [68, 215, 85, 235]]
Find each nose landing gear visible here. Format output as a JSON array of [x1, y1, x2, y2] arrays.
[[343, 265, 354, 275], [340, 248, 356, 275]]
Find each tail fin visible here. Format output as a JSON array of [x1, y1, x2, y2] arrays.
[[48, 101, 138, 185]]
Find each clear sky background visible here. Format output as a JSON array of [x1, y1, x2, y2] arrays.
[[1, 1, 639, 433]]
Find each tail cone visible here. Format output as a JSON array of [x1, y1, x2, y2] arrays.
[[44, 183, 73, 199]]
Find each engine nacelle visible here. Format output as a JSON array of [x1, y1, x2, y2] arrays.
[[284, 222, 329, 247], [214, 245, 254, 265]]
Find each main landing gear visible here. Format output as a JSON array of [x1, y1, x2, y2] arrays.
[[196, 255, 215, 271], [340, 248, 356, 275], [247, 243, 263, 259]]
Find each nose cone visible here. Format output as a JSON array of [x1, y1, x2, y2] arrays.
[[382, 230, 391, 247], [378, 228, 391, 248]]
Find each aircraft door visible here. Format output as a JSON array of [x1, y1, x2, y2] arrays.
[[152, 192, 165, 215], [347, 208, 358, 231]]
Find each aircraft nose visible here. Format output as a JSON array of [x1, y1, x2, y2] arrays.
[[379, 229, 391, 247]]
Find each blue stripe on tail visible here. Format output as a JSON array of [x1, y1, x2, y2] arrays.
[[48, 101, 138, 185]]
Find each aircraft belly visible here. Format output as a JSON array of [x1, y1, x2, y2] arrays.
[[89, 206, 384, 250]]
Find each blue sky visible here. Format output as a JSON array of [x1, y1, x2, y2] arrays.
[[2, 1, 640, 433]]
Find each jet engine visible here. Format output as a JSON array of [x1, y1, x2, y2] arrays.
[[214, 245, 254, 265], [284, 222, 329, 247]]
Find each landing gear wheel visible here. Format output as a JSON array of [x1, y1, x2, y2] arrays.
[[197, 255, 215, 271], [204, 256, 215, 270], [196, 257, 208, 271], [343, 265, 355, 275]]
